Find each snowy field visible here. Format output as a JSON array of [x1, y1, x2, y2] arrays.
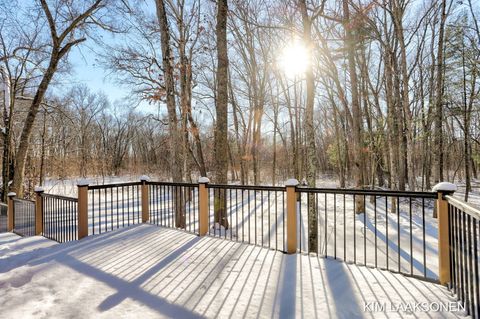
[[0, 224, 466, 318]]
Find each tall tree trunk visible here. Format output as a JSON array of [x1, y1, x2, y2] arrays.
[[343, 0, 365, 213], [213, 0, 229, 229], [300, 0, 317, 253], [433, 0, 448, 183], [155, 0, 185, 227]]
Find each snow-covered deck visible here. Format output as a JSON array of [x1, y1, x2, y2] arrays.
[[0, 224, 466, 318]]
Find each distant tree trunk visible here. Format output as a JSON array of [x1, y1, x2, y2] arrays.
[[1, 67, 14, 201], [391, 3, 415, 191], [343, 0, 364, 214], [299, 0, 317, 253], [155, 0, 185, 227], [433, 0, 448, 183], [213, 0, 229, 229]]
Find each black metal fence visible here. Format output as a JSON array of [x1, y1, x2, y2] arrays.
[[42, 193, 78, 242], [296, 188, 438, 281], [1, 181, 445, 286], [88, 182, 142, 235], [148, 182, 199, 234], [206, 184, 286, 251], [446, 195, 480, 318], [13, 198, 35, 237]]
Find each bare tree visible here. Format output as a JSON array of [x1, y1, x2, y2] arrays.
[[213, 0, 229, 229], [12, 0, 110, 196]]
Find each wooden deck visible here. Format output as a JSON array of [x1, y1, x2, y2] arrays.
[[0, 224, 467, 318]]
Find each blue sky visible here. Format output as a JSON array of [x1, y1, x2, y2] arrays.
[[63, 41, 159, 115]]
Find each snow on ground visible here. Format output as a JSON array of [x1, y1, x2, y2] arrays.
[[0, 224, 467, 318]]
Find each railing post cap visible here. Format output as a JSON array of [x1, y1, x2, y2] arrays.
[[34, 186, 44, 193], [432, 182, 457, 193], [7, 192, 16, 197], [77, 179, 89, 187], [198, 177, 210, 184], [285, 179, 299, 187], [140, 175, 150, 182]]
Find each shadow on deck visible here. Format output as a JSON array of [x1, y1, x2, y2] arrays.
[[0, 224, 466, 318]]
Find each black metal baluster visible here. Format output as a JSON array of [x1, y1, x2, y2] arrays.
[[236, 189, 239, 241], [116, 187, 119, 229], [261, 190, 263, 246], [363, 194, 366, 265], [282, 191, 285, 252], [397, 196, 401, 273], [254, 190, 257, 245], [423, 198, 426, 278], [275, 191, 278, 250], [462, 211, 468, 308], [354, 194, 356, 264], [242, 188, 245, 242], [409, 197, 413, 276], [374, 195, 377, 268], [344, 194, 346, 261], [386, 196, 389, 270], [334, 193, 337, 259], [268, 191, 271, 249], [449, 204, 455, 292], [325, 193, 328, 257], [248, 190, 251, 244], [468, 215, 474, 316], [137, 185, 140, 224], [455, 207, 460, 297], [301, 193, 304, 252], [473, 219, 479, 317]]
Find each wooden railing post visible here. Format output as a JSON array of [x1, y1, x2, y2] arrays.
[[7, 192, 16, 232], [286, 179, 299, 254], [140, 175, 150, 223], [433, 182, 457, 285], [34, 187, 44, 235], [198, 177, 210, 236], [77, 180, 89, 239]]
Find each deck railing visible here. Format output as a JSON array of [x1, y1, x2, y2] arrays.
[[41, 193, 78, 242], [445, 194, 480, 318], [5, 177, 476, 301], [296, 187, 437, 281], [206, 184, 286, 251], [88, 182, 142, 235], [12, 197, 36, 237], [148, 181, 199, 234]]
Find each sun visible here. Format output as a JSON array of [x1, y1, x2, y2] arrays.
[[278, 41, 310, 78]]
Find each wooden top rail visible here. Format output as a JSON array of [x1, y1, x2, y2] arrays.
[[445, 195, 480, 220]]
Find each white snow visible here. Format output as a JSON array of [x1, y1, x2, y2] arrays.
[[0, 225, 466, 318], [285, 178, 299, 186], [433, 183, 458, 192], [198, 177, 210, 184]]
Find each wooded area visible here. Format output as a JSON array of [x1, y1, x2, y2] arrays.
[[1, 0, 479, 202]]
